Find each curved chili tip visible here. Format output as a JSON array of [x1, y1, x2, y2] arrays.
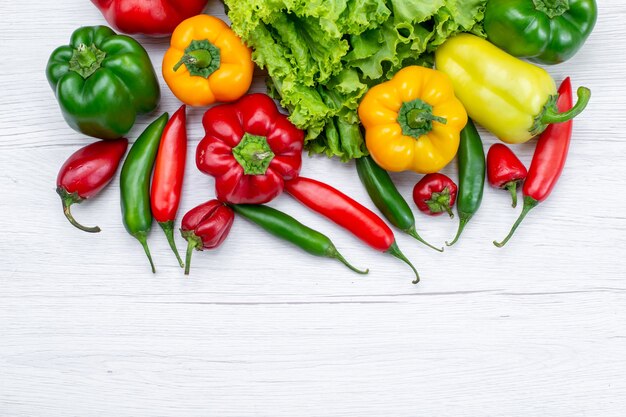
[[387, 241, 420, 284]]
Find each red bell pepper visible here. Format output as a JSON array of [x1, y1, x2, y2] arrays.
[[487, 144, 528, 208], [412, 173, 458, 217], [196, 93, 304, 204], [91, 0, 208, 37]]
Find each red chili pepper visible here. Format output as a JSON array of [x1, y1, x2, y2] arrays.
[[57, 138, 128, 233], [284, 177, 420, 284], [495, 77, 578, 247], [91, 0, 208, 37], [487, 144, 528, 208], [180, 200, 235, 275], [150, 105, 187, 267], [412, 173, 458, 218], [196, 93, 304, 204]]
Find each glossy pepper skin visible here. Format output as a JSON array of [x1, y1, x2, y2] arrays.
[[495, 78, 574, 247], [435, 34, 590, 144], [180, 200, 234, 275], [163, 15, 254, 107], [285, 177, 420, 284], [230, 204, 368, 275], [197, 93, 304, 204], [57, 139, 128, 233], [120, 113, 169, 273], [484, 0, 597, 65], [487, 144, 528, 208], [358, 66, 468, 174], [46, 26, 160, 139], [151, 105, 187, 267], [91, 0, 208, 37], [356, 156, 443, 252], [412, 173, 458, 218]]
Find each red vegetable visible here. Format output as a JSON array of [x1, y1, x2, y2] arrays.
[[495, 77, 577, 247], [196, 93, 304, 204], [57, 139, 128, 233], [150, 105, 187, 267], [91, 0, 208, 37], [284, 176, 420, 284], [487, 143, 528, 208], [412, 173, 458, 217], [180, 200, 235, 275]]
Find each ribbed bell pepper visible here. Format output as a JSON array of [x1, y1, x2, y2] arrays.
[[435, 34, 590, 144], [46, 26, 160, 139], [484, 0, 597, 65], [358, 66, 468, 174]]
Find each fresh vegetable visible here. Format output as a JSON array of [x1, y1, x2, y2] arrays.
[[120, 113, 169, 273], [57, 139, 128, 233], [358, 66, 468, 174], [447, 119, 485, 246], [225, 0, 487, 160], [495, 78, 575, 247], [285, 177, 419, 284], [484, 0, 597, 65], [46, 25, 160, 139], [196, 93, 304, 204], [162, 15, 254, 107], [231, 204, 368, 275], [91, 0, 208, 37], [150, 105, 187, 268], [487, 144, 528, 208], [356, 156, 443, 252], [435, 33, 590, 144], [181, 200, 234, 275], [413, 174, 458, 218]]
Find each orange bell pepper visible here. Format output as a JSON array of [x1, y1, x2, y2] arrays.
[[163, 15, 254, 107]]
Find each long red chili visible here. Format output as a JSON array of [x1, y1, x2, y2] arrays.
[[57, 138, 128, 233], [284, 176, 420, 283], [494, 77, 577, 247], [150, 105, 187, 267]]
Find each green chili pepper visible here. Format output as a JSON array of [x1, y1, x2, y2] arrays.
[[356, 156, 443, 252], [447, 119, 485, 246], [230, 204, 368, 275], [120, 113, 169, 272]]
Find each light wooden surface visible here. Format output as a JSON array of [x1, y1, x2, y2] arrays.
[[2, 1, 626, 416]]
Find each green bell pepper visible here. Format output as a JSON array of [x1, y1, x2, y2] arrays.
[[484, 0, 597, 65], [46, 26, 160, 139]]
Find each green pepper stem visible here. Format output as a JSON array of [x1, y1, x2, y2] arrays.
[[446, 215, 471, 247], [184, 238, 199, 276], [504, 182, 519, 208], [407, 226, 444, 252], [494, 196, 539, 247], [159, 221, 183, 268], [58, 188, 100, 233], [387, 241, 420, 284], [406, 108, 448, 130], [533, 0, 570, 19], [136, 234, 156, 273], [542, 87, 591, 124], [329, 246, 369, 275]]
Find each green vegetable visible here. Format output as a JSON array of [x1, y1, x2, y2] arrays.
[[225, 0, 487, 161], [46, 26, 160, 139]]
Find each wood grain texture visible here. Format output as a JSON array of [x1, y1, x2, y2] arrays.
[[1, 1, 626, 416]]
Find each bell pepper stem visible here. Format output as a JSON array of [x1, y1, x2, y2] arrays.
[[135, 233, 156, 273], [446, 214, 471, 246], [387, 241, 420, 284], [57, 188, 100, 233], [159, 221, 184, 268], [328, 245, 369, 275], [494, 196, 540, 247], [184, 238, 200, 276], [504, 182, 519, 208], [407, 226, 444, 252], [542, 87, 591, 124]]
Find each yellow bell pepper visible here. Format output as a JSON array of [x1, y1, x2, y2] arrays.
[[435, 34, 591, 144], [358, 66, 468, 174], [163, 15, 254, 107]]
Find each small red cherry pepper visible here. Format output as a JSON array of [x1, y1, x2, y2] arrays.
[[487, 144, 528, 208], [196, 93, 304, 205], [412, 173, 458, 217], [57, 138, 128, 233], [180, 200, 235, 275], [151, 105, 187, 267]]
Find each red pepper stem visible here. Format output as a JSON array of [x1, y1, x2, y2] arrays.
[[446, 214, 471, 247], [327, 245, 369, 275], [494, 196, 540, 248], [183, 238, 200, 276], [159, 221, 184, 268], [541, 87, 591, 124], [406, 226, 444, 252], [135, 232, 156, 273], [387, 241, 420, 284], [504, 182, 519, 208], [58, 188, 100, 233]]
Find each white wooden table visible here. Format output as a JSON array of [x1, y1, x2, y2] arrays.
[[2, 1, 625, 416]]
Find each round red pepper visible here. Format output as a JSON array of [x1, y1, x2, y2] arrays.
[[487, 143, 528, 208], [412, 173, 458, 217], [196, 93, 304, 204]]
